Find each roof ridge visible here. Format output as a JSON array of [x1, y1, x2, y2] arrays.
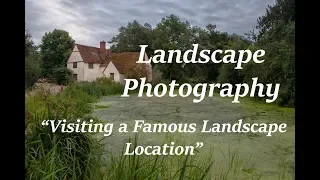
[[76, 43, 110, 50]]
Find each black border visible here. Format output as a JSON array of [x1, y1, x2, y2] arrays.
[[4, 0, 26, 178], [295, 0, 307, 179]]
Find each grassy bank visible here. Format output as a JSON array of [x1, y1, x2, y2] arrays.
[[25, 77, 123, 179]]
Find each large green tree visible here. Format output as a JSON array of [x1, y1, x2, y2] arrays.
[[243, 0, 295, 106], [256, 0, 295, 38], [152, 14, 192, 81], [108, 20, 154, 55], [40, 29, 75, 77]]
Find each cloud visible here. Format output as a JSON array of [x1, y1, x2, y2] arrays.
[[25, 0, 275, 47]]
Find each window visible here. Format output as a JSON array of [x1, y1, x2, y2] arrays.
[[88, 63, 94, 69], [72, 74, 77, 80], [110, 73, 114, 80], [73, 62, 77, 68]]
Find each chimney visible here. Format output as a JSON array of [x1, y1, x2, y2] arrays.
[[100, 40, 106, 54]]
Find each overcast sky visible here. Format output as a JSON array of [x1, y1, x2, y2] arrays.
[[25, 0, 275, 48]]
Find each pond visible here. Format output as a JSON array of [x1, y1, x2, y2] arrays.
[[92, 94, 295, 179]]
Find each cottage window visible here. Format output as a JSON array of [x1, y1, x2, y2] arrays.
[[73, 62, 77, 68], [88, 63, 94, 69], [110, 73, 114, 80]]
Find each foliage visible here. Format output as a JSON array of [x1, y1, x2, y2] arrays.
[[108, 0, 295, 107], [152, 15, 193, 81], [25, 30, 42, 89], [25, 86, 103, 179], [107, 15, 250, 83], [243, 0, 295, 106], [217, 35, 251, 85], [40, 29, 75, 77], [108, 20, 154, 55], [25, 77, 123, 179], [103, 135, 214, 180], [73, 77, 124, 98], [52, 66, 73, 85], [256, 0, 295, 38]]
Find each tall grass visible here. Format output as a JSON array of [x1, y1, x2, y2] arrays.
[[72, 77, 124, 98], [104, 135, 214, 180], [25, 87, 104, 179], [25, 77, 122, 179]]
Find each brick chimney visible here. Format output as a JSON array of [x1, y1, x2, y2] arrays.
[[100, 40, 106, 54]]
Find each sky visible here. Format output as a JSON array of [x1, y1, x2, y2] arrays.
[[25, 0, 275, 48]]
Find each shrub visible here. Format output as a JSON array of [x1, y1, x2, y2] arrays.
[[25, 53, 42, 89], [74, 77, 124, 97], [52, 67, 73, 85]]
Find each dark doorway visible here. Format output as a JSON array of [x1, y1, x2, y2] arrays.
[[72, 74, 77, 81]]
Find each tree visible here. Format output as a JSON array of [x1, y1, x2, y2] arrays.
[[108, 20, 154, 55], [244, 28, 258, 42], [256, 0, 295, 38], [25, 30, 42, 89], [25, 30, 37, 57], [152, 14, 192, 81], [243, 0, 295, 106], [40, 29, 75, 77], [203, 25, 232, 82], [217, 34, 251, 86]]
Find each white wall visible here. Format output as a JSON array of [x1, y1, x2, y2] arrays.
[[67, 46, 85, 81], [83, 63, 103, 81], [119, 74, 126, 85], [67, 62, 85, 81], [102, 61, 126, 84]]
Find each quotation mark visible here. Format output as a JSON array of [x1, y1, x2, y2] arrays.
[[196, 142, 204, 148], [42, 120, 49, 126]]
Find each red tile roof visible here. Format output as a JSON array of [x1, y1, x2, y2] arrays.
[[74, 43, 151, 79], [102, 52, 141, 74], [75, 44, 112, 63], [101, 52, 152, 80]]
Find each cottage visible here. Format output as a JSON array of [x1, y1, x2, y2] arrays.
[[66, 41, 152, 84]]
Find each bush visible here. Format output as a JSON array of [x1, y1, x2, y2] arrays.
[[52, 67, 73, 85], [25, 53, 42, 89], [74, 77, 124, 97], [217, 64, 244, 93]]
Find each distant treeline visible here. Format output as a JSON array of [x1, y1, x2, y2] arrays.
[[108, 0, 294, 107]]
